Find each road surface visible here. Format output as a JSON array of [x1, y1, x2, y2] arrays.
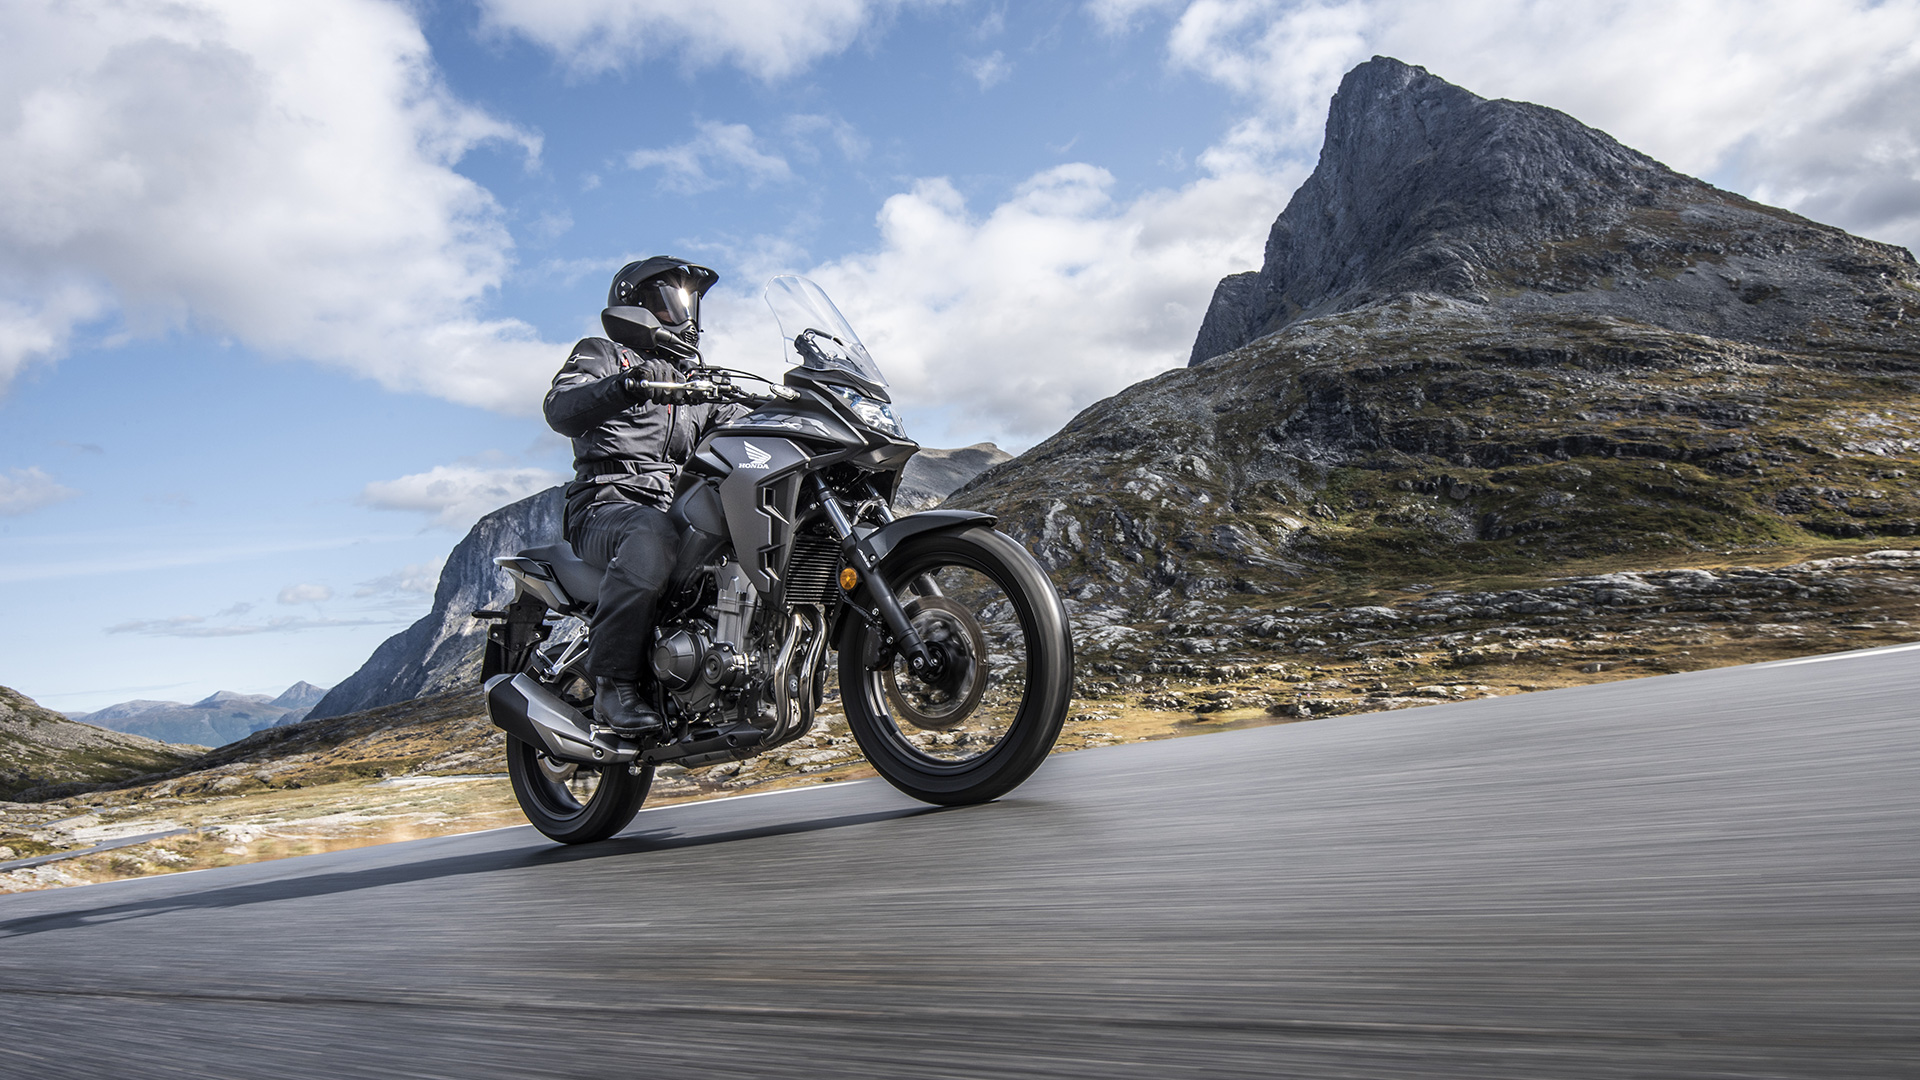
[[2, 644, 1917, 1078]]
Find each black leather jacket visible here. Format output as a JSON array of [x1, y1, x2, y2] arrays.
[[544, 337, 748, 536]]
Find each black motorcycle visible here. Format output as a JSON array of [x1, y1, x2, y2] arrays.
[[480, 275, 1073, 843]]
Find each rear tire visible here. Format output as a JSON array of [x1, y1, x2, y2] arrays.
[[838, 526, 1073, 805], [506, 733, 652, 844]]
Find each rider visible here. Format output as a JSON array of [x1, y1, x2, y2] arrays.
[[543, 257, 747, 736]]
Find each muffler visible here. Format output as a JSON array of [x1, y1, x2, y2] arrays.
[[485, 673, 637, 765]]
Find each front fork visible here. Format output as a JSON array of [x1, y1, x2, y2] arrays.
[[812, 476, 938, 677], [868, 496, 944, 600]]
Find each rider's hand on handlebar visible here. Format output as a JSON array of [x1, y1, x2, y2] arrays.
[[621, 359, 695, 405]]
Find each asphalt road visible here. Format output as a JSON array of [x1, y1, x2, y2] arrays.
[[3, 644, 1917, 1079]]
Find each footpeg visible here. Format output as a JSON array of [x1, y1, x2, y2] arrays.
[[589, 725, 651, 749], [640, 722, 767, 766]]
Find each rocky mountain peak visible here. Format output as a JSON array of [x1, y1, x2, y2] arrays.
[[270, 681, 328, 710], [193, 690, 270, 709], [1190, 56, 1917, 365], [952, 57, 1918, 637], [73, 684, 329, 749]]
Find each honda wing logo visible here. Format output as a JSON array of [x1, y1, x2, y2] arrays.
[[739, 441, 774, 470]]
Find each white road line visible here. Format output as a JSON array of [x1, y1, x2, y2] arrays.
[[1765, 640, 1920, 667]]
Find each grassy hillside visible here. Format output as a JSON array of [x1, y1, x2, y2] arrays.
[[0, 686, 201, 801]]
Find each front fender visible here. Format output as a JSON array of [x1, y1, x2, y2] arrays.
[[856, 509, 996, 564], [829, 510, 998, 650]]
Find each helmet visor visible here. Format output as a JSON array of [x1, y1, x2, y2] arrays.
[[639, 279, 697, 327]]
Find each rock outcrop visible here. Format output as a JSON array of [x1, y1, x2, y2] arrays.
[[952, 57, 1919, 630], [305, 487, 564, 721], [1190, 57, 1917, 366]]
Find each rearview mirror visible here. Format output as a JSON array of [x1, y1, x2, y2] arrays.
[[601, 305, 662, 349]]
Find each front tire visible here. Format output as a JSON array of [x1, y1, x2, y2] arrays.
[[838, 526, 1073, 805]]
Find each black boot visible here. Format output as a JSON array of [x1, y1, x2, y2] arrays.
[[593, 677, 664, 737]]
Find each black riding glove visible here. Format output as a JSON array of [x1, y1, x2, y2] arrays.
[[621, 358, 689, 405]]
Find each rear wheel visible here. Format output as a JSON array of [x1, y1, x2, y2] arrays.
[[506, 732, 652, 844], [838, 526, 1073, 805], [497, 606, 651, 844]]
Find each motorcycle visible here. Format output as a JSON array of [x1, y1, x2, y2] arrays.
[[479, 275, 1074, 843]]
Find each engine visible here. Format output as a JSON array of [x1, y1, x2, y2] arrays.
[[651, 562, 761, 723], [647, 556, 828, 746]]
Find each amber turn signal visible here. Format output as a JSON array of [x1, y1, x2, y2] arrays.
[[839, 567, 859, 591]]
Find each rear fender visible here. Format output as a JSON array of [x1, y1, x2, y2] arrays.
[[495, 556, 576, 612]]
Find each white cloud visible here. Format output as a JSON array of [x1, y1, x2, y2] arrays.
[[705, 158, 1293, 449], [0, 533, 413, 586], [1148, 0, 1920, 252], [0, 466, 78, 515], [784, 114, 870, 162], [628, 122, 794, 193], [359, 464, 565, 529], [1085, 0, 1187, 34], [477, 0, 941, 80], [965, 51, 1013, 90], [0, 0, 562, 408], [277, 583, 333, 605], [106, 613, 394, 637]]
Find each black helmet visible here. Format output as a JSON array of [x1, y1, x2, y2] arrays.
[[604, 256, 718, 355]]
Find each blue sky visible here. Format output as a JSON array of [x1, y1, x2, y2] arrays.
[[5, 0, 1919, 712]]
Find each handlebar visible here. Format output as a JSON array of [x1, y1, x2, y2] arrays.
[[635, 379, 798, 406]]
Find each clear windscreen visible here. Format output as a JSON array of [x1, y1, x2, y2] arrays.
[[763, 275, 888, 387]]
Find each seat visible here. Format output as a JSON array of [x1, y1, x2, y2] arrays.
[[521, 542, 602, 608]]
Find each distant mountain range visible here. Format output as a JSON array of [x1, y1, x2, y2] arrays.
[[895, 443, 1013, 510], [71, 681, 329, 748]]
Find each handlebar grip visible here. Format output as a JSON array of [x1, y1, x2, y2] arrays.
[[636, 380, 770, 405]]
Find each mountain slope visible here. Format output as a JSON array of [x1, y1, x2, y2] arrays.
[[953, 57, 1919, 623], [304, 487, 563, 721], [1, 686, 199, 800]]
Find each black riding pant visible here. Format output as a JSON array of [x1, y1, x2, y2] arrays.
[[570, 502, 676, 682]]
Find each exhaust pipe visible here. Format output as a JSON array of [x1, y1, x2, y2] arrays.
[[485, 673, 637, 765]]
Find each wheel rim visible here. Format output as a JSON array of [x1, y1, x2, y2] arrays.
[[881, 596, 988, 730], [521, 743, 605, 819], [859, 553, 1032, 769]]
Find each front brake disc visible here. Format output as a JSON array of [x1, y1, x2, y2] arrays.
[[882, 596, 989, 731]]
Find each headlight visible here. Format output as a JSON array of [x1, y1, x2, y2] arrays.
[[826, 385, 908, 439]]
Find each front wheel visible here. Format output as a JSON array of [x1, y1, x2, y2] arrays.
[[838, 526, 1073, 805]]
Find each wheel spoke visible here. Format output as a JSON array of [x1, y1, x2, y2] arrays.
[[873, 561, 1029, 765]]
